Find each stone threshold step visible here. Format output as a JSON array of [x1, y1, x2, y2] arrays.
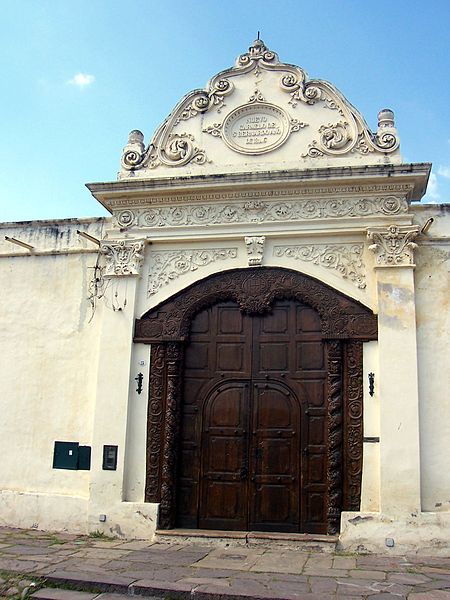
[[31, 589, 132, 600], [155, 528, 338, 551], [34, 575, 322, 600]]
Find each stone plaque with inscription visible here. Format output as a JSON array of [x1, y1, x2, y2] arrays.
[[222, 103, 290, 155]]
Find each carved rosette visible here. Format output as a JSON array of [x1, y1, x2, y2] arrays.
[[148, 248, 238, 297], [274, 244, 366, 290], [245, 236, 265, 266], [101, 239, 145, 277], [326, 340, 343, 535], [367, 225, 419, 267]]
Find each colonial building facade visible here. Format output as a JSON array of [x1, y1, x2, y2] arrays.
[[1, 40, 449, 554]]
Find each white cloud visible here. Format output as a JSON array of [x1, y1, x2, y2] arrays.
[[426, 172, 440, 200], [437, 165, 450, 179], [67, 73, 95, 87]]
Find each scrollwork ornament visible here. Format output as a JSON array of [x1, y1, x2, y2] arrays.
[[148, 248, 238, 296], [236, 39, 279, 67], [274, 244, 366, 290], [122, 149, 144, 168], [376, 131, 398, 151], [175, 79, 234, 125], [203, 123, 222, 138], [290, 119, 308, 132], [124, 194, 409, 230], [248, 88, 265, 104], [159, 133, 208, 167]]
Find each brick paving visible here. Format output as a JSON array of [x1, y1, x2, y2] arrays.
[[0, 527, 449, 599]]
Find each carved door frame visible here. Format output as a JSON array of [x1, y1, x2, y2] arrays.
[[134, 267, 377, 534]]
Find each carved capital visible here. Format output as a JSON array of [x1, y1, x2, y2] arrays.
[[367, 225, 419, 267], [244, 236, 265, 266], [101, 238, 145, 276]]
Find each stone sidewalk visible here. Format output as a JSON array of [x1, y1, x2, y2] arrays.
[[0, 527, 450, 600]]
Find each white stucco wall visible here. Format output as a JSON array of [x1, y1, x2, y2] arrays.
[[413, 205, 450, 512], [0, 201, 449, 551], [0, 219, 106, 532]]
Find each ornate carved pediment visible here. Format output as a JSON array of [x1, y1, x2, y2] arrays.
[[119, 40, 401, 180], [134, 267, 377, 342]]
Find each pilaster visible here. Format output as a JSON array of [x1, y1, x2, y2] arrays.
[[367, 224, 421, 515], [88, 238, 149, 532]]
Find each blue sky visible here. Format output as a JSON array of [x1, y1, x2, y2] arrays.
[[1, 0, 449, 222]]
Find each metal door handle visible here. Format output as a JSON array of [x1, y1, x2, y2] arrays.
[[239, 466, 248, 479]]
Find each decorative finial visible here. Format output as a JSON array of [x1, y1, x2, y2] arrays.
[[236, 39, 278, 68], [257, 30, 260, 40]]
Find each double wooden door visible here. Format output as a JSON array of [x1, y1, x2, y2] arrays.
[[177, 300, 328, 533]]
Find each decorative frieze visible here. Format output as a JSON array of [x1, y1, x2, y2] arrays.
[[274, 244, 366, 289], [148, 248, 238, 296], [114, 194, 408, 230], [100, 239, 145, 276], [367, 225, 419, 267], [245, 236, 265, 266]]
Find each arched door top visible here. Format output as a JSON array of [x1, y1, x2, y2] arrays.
[[135, 267, 377, 342]]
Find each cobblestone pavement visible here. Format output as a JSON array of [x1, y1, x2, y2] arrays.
[[0, 527, 450, 600]]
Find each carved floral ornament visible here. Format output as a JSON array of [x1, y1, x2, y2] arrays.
[[367, 224, 420, 267], [100, 238, 146, 276], [119, 40, 400, 174], [274, 244, 366, 290], [148, 248, 237, 297], [114, 194, 409, 229]]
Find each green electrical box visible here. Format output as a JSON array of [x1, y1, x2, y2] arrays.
[[53, 441, 91, 470]]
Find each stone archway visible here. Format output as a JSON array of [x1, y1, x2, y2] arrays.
[[134, 267, 377, 534]]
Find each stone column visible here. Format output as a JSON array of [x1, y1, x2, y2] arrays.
[[367, 224, 421, 515], [87, 238, 146, 533]]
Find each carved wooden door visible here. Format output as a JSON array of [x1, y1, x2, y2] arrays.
[[177, 299, 328, 533]]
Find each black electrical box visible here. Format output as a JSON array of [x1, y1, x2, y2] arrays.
[[102, 445, 118, 470], [78, 445, 92, 470], [53, 441, 91, 470]]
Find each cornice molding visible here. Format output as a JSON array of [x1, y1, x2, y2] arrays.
[[88, 163, 431, 212]]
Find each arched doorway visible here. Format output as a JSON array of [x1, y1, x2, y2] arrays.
[[135, 267, 377, 534]]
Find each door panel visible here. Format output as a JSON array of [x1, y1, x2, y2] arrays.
[[249, 383, 299, 531], [199, 382, 249, 530], [177, 299, 328, 533]]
